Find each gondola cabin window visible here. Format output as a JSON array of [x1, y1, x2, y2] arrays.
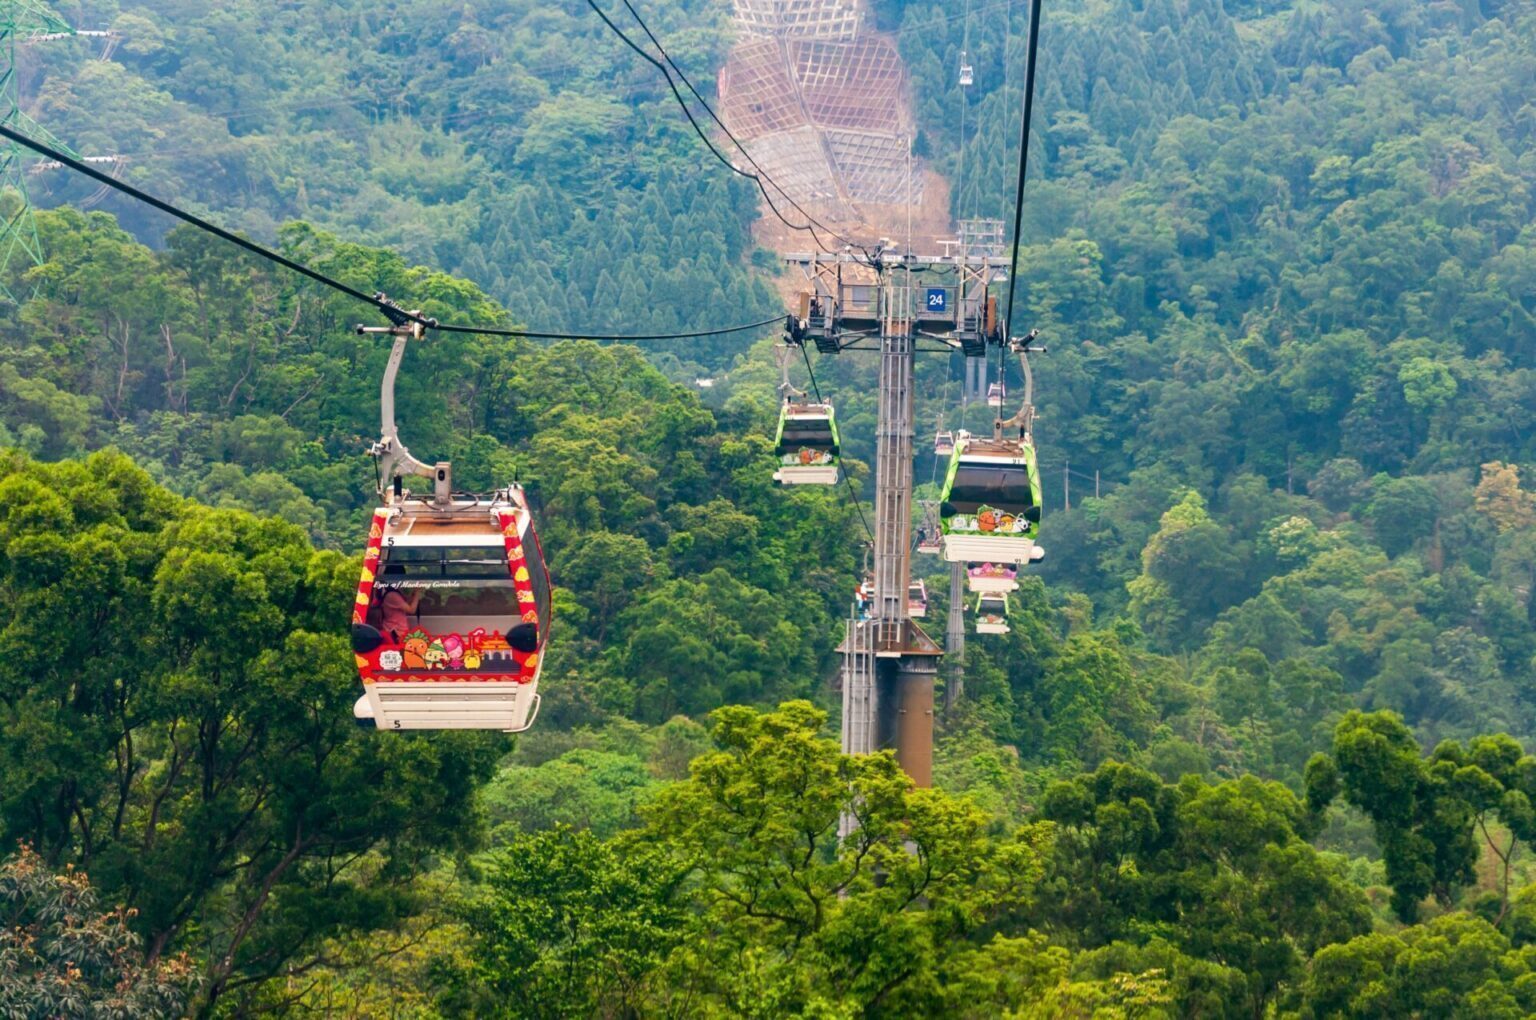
[[944, 464, 1037, 517], [356, 518, 545, 683], [379, 543, 519, 626]]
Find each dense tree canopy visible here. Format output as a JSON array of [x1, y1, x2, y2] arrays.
[[1, 0, 1535, 1014]]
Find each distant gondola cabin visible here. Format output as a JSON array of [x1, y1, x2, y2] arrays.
[[967, 561, 1019, 593], [975, 592, 1010, 635], [774, 401, 841, 485], [908, 579, 929, 618]]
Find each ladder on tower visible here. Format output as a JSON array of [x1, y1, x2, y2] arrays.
[[944, 561, 966, 710], [840, 615, 878, 757], [838, 611, 878, 842]]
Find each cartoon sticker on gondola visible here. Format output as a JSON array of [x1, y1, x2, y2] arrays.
[[443, 634, 465, 669], [379, 649, 403, 671], [425, 639, 448, 669], [402, 630, 430, 669]]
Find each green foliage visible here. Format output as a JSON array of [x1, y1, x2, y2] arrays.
[[1300, 914, 1536, 1019], [25, 0, 781, 369], [1310, 711, 1536, 925], [453, 827, 687, 1019], [482, 748, 659, 840], [1036, 761, 1370, 1015], [0, 844, 199, 1019], [0, 452, 499, 1012]]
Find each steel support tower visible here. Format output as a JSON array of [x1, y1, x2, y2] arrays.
[[788, 243, 1007, 785], [944, 561, 966, 711], [0, 2, 112, 301]]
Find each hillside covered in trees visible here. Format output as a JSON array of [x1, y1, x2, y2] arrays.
[[24, 0, 781, 374], [2, 0, 1536, 1015]]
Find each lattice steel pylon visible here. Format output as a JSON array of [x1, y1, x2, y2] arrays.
[[0, 0, 76, 302]]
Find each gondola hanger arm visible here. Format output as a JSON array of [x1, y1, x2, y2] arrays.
[[358, 295, 452, 506], [775, 342, 809, 401], [996, 328, 1045, 439]]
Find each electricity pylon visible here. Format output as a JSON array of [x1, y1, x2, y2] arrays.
[[0, 0, 77, 301]]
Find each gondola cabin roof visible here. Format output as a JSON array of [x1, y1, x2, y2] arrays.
[[957, 436, 1035, 463]]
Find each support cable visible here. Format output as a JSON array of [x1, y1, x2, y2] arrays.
[[0, 122, 782, 343], [586, 0, 856, 254], [610, 0, 865, 257], [1001, 0, 1044, 344], [995, 0, 1044, 436]]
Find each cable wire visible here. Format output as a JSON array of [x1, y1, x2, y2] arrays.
[[588, 0, 858, 254], [0, 122, 782, 343], [436, 316, 783, 341], [1001, 0, 1044, 344]]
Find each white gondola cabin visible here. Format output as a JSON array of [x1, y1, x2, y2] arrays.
[[916, 527, 942, 555], [986, 382, 1004, 408], [967, 561, 1019, 594], [774, 401, 841, 485], [959, 52, 974, 87], [352, 301, 554, 733], [939, 434, 1043, 565], [934, 428, 955, 456], [352, 488, 551, 732], [975, 592, 1010, 635], [908, 579, 929, 618]]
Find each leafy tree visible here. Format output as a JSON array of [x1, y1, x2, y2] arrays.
[[1301, 914, 1536, 1019], [1037, 762, 1370, 1015], [452, 827, 688, 1019], [1308, 711, 1536, 924], [0, 451, 498, 1012], [642, 701, 1055, 1017], [0, 844, 199, 1019], [1128, 491, 1249, 651]]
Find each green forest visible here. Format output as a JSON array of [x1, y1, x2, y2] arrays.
[[2, 0, 1536, 1015]]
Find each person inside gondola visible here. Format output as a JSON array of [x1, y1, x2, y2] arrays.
[[377, 586, 423, 643]]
